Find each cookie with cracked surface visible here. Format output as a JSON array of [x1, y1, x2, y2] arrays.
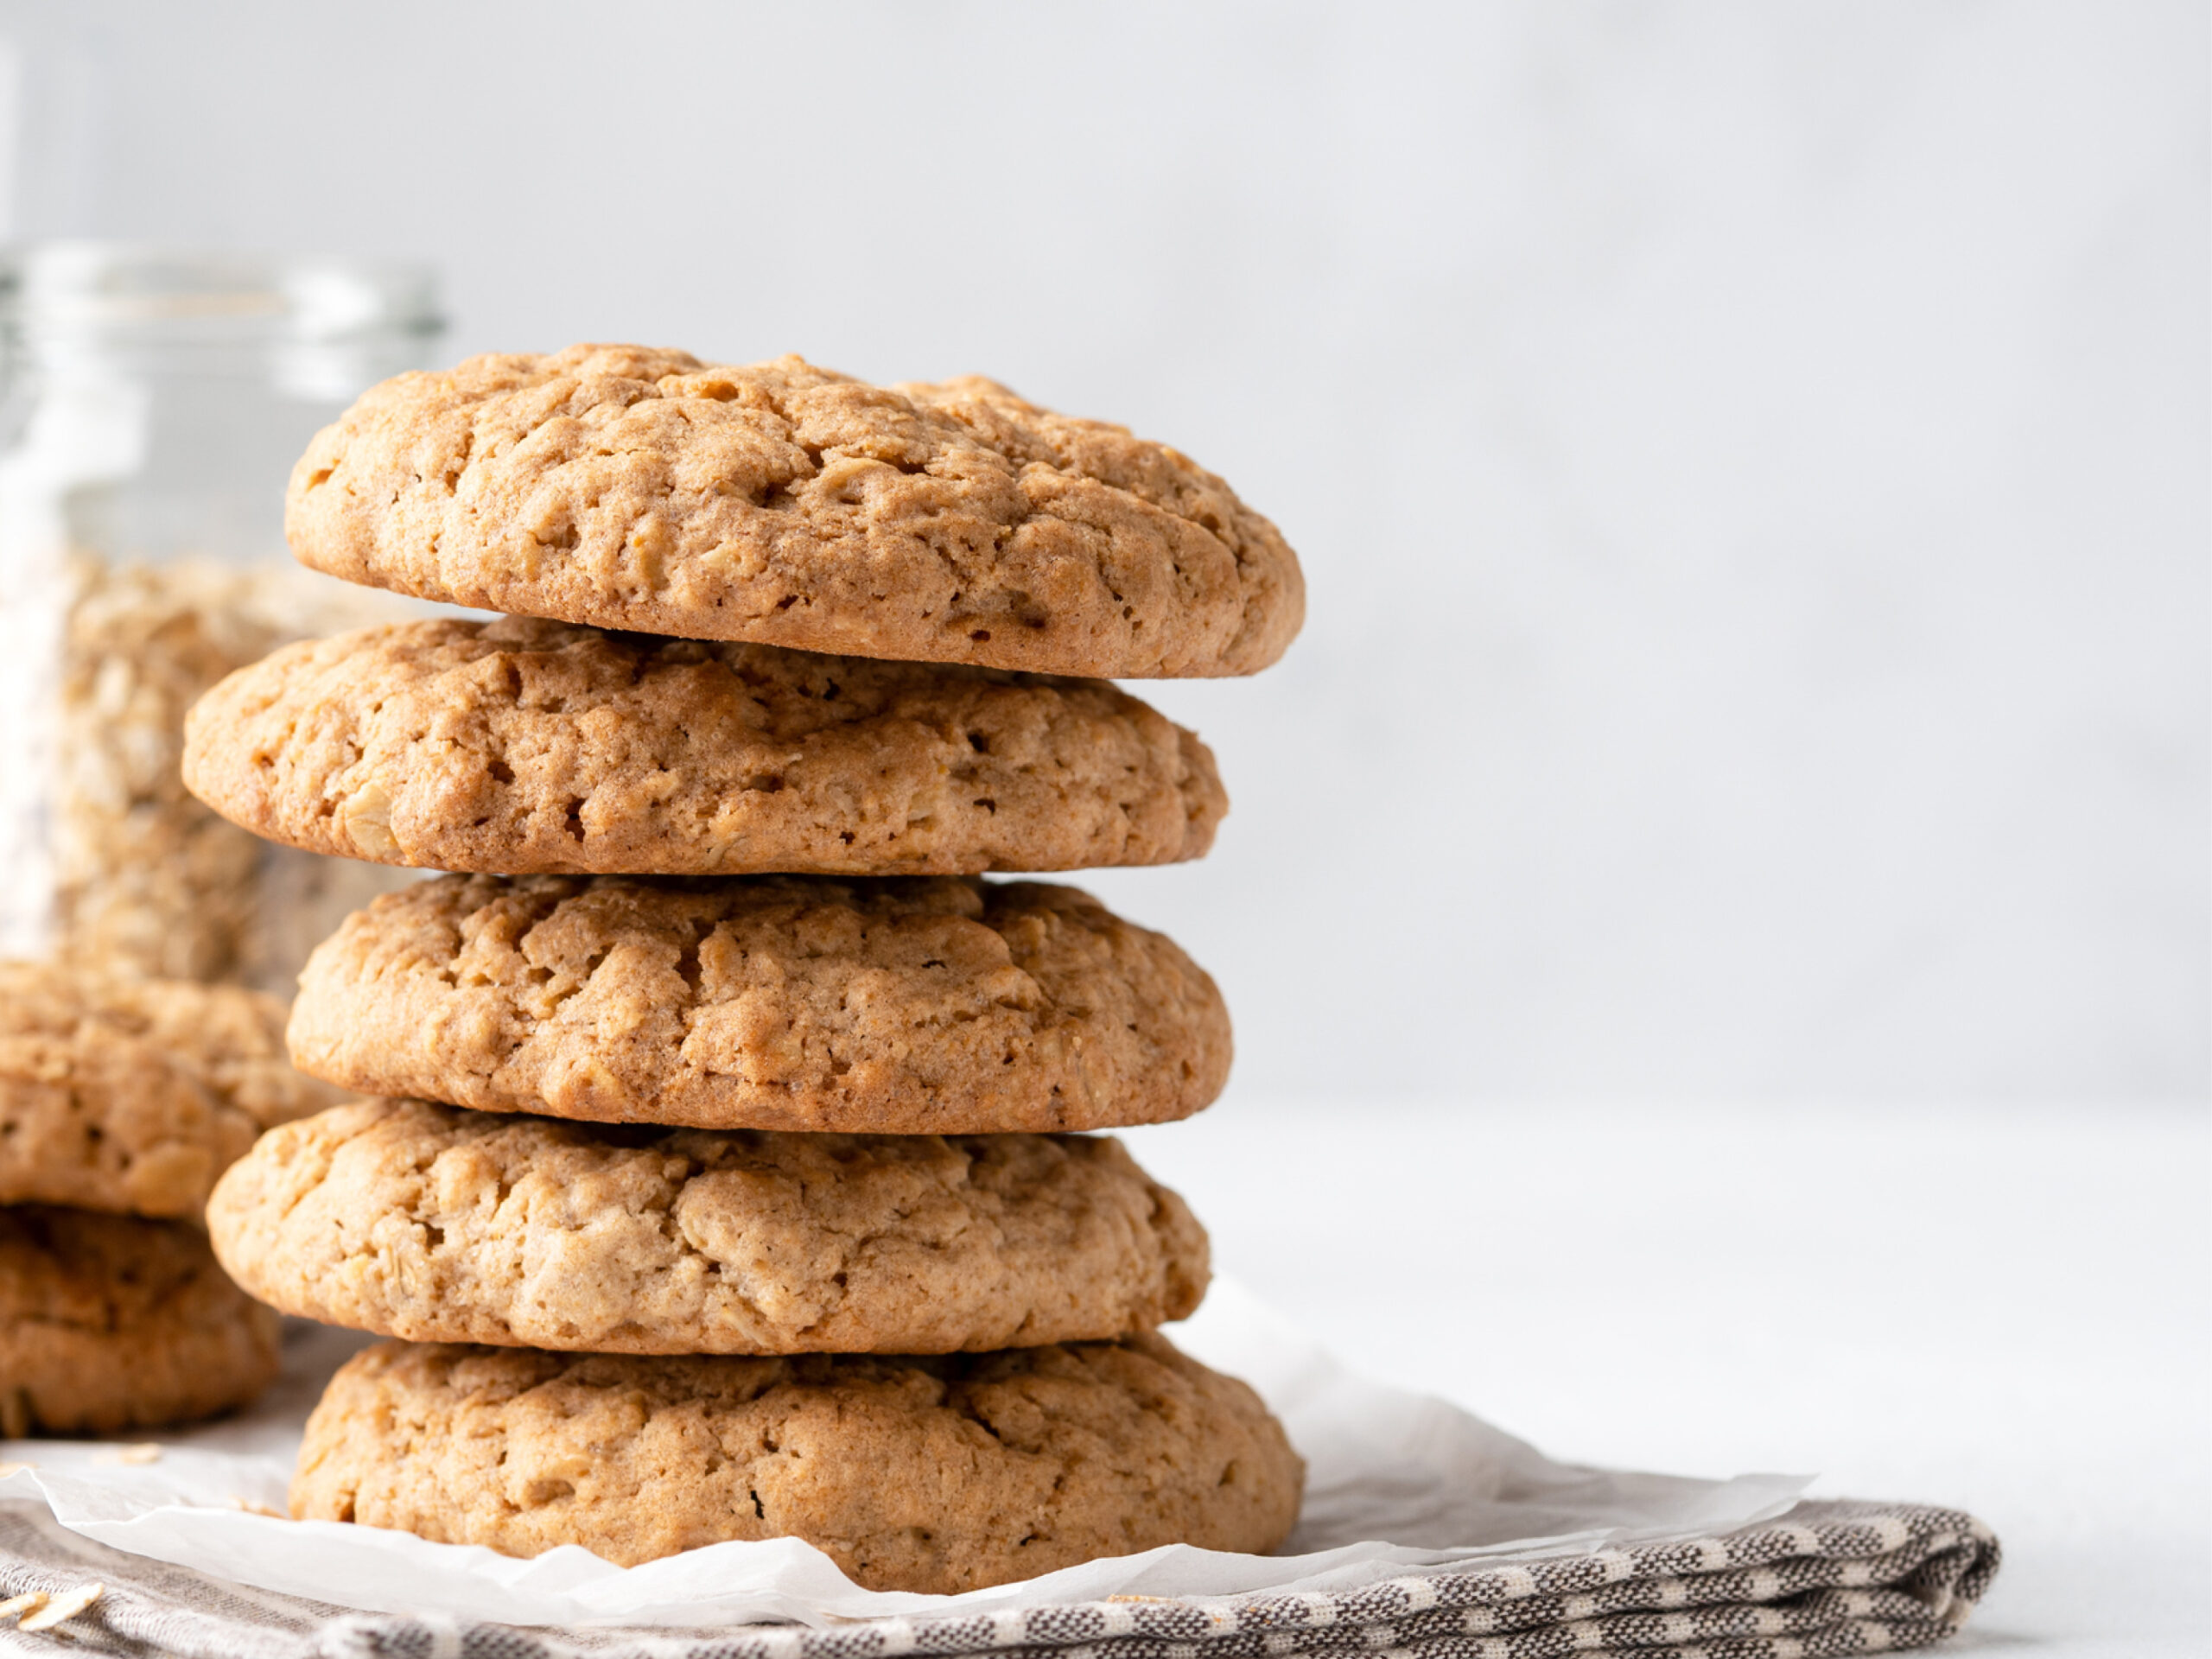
[[291, 1333, 1302, 1589], [183, 615, 1227, 876], [284, 346, 1304, 678], [209, 1096, 1210, 1354], [0, 961, 344, 1222], [0, 1206, 282, 1436], [288, 874, 1230, 1134]]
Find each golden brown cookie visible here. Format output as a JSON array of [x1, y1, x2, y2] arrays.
[[0, 961, 343, 1221], [0, 1206, 282, 1436], [291, 1334, 1302, 1590], [182, 616, 1227, 876], [288, 874, 1231, 1134], [285, 346, 1304, 679], [209, 1097, 1209, 1354]]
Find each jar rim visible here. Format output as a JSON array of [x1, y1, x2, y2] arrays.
[[0, 241, 442, 341]]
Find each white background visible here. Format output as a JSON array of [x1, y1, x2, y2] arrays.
[[0, 8, 2203, 1653], [1, 0, 2202, 1105]]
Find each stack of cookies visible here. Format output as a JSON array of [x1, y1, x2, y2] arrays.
[[0, 963, 333, 1437], [188, 346, 1308, 1593]]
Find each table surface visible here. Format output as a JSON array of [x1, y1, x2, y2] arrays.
[[1117, 1097, 2209, 1659]]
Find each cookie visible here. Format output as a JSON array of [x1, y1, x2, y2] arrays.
[[183, 616, 1227, 877], [285, 346, 1304, 679], [0, 962, 343, 1221], [289, 874, 1231, 1134], [291, 1333, 1301, 1590], [0, 1206, 282, 1436], [209, 1096, 1209, 1354]]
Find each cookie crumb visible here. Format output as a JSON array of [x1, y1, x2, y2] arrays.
[[93, 1443, 162, 1466], [226, 1496, 286, 1518]]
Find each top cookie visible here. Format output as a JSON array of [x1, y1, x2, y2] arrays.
[[183, 616, 1225, 876], [284, 346, 1304, 678], [0, 961, 341, 1221]]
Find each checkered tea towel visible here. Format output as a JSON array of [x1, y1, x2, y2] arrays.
[[0, 1497, 1997, 1659]]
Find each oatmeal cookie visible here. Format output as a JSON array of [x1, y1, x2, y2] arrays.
[[0, 1206, 282, 1436], [209, 1096, 1208, 1354], [0, 961, 340, 1220], [288, 874, 1230, 1133], [184, 616, 1225, 875], [285, 346, 1303, 678], [291, 1334, 1302, 1590]]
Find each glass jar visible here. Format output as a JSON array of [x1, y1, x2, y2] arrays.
[[0, 244, 443, 991]]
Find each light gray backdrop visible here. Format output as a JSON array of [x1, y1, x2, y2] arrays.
[[3, 1, 2202, 1103]]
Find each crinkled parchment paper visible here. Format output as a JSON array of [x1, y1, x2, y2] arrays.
[[0, 1277, 1808, 1628]]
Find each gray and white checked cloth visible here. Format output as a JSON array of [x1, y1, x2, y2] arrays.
[[0, 1497, 1998, 1658]]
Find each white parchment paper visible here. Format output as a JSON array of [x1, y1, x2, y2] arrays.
[[0, 1277, 1810, 1629]]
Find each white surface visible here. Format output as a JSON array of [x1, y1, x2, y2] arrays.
[[0, 1280, 1808, 1628], [0, 0, 2201, 1102], [1118, 1096, 2212, 1657]]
